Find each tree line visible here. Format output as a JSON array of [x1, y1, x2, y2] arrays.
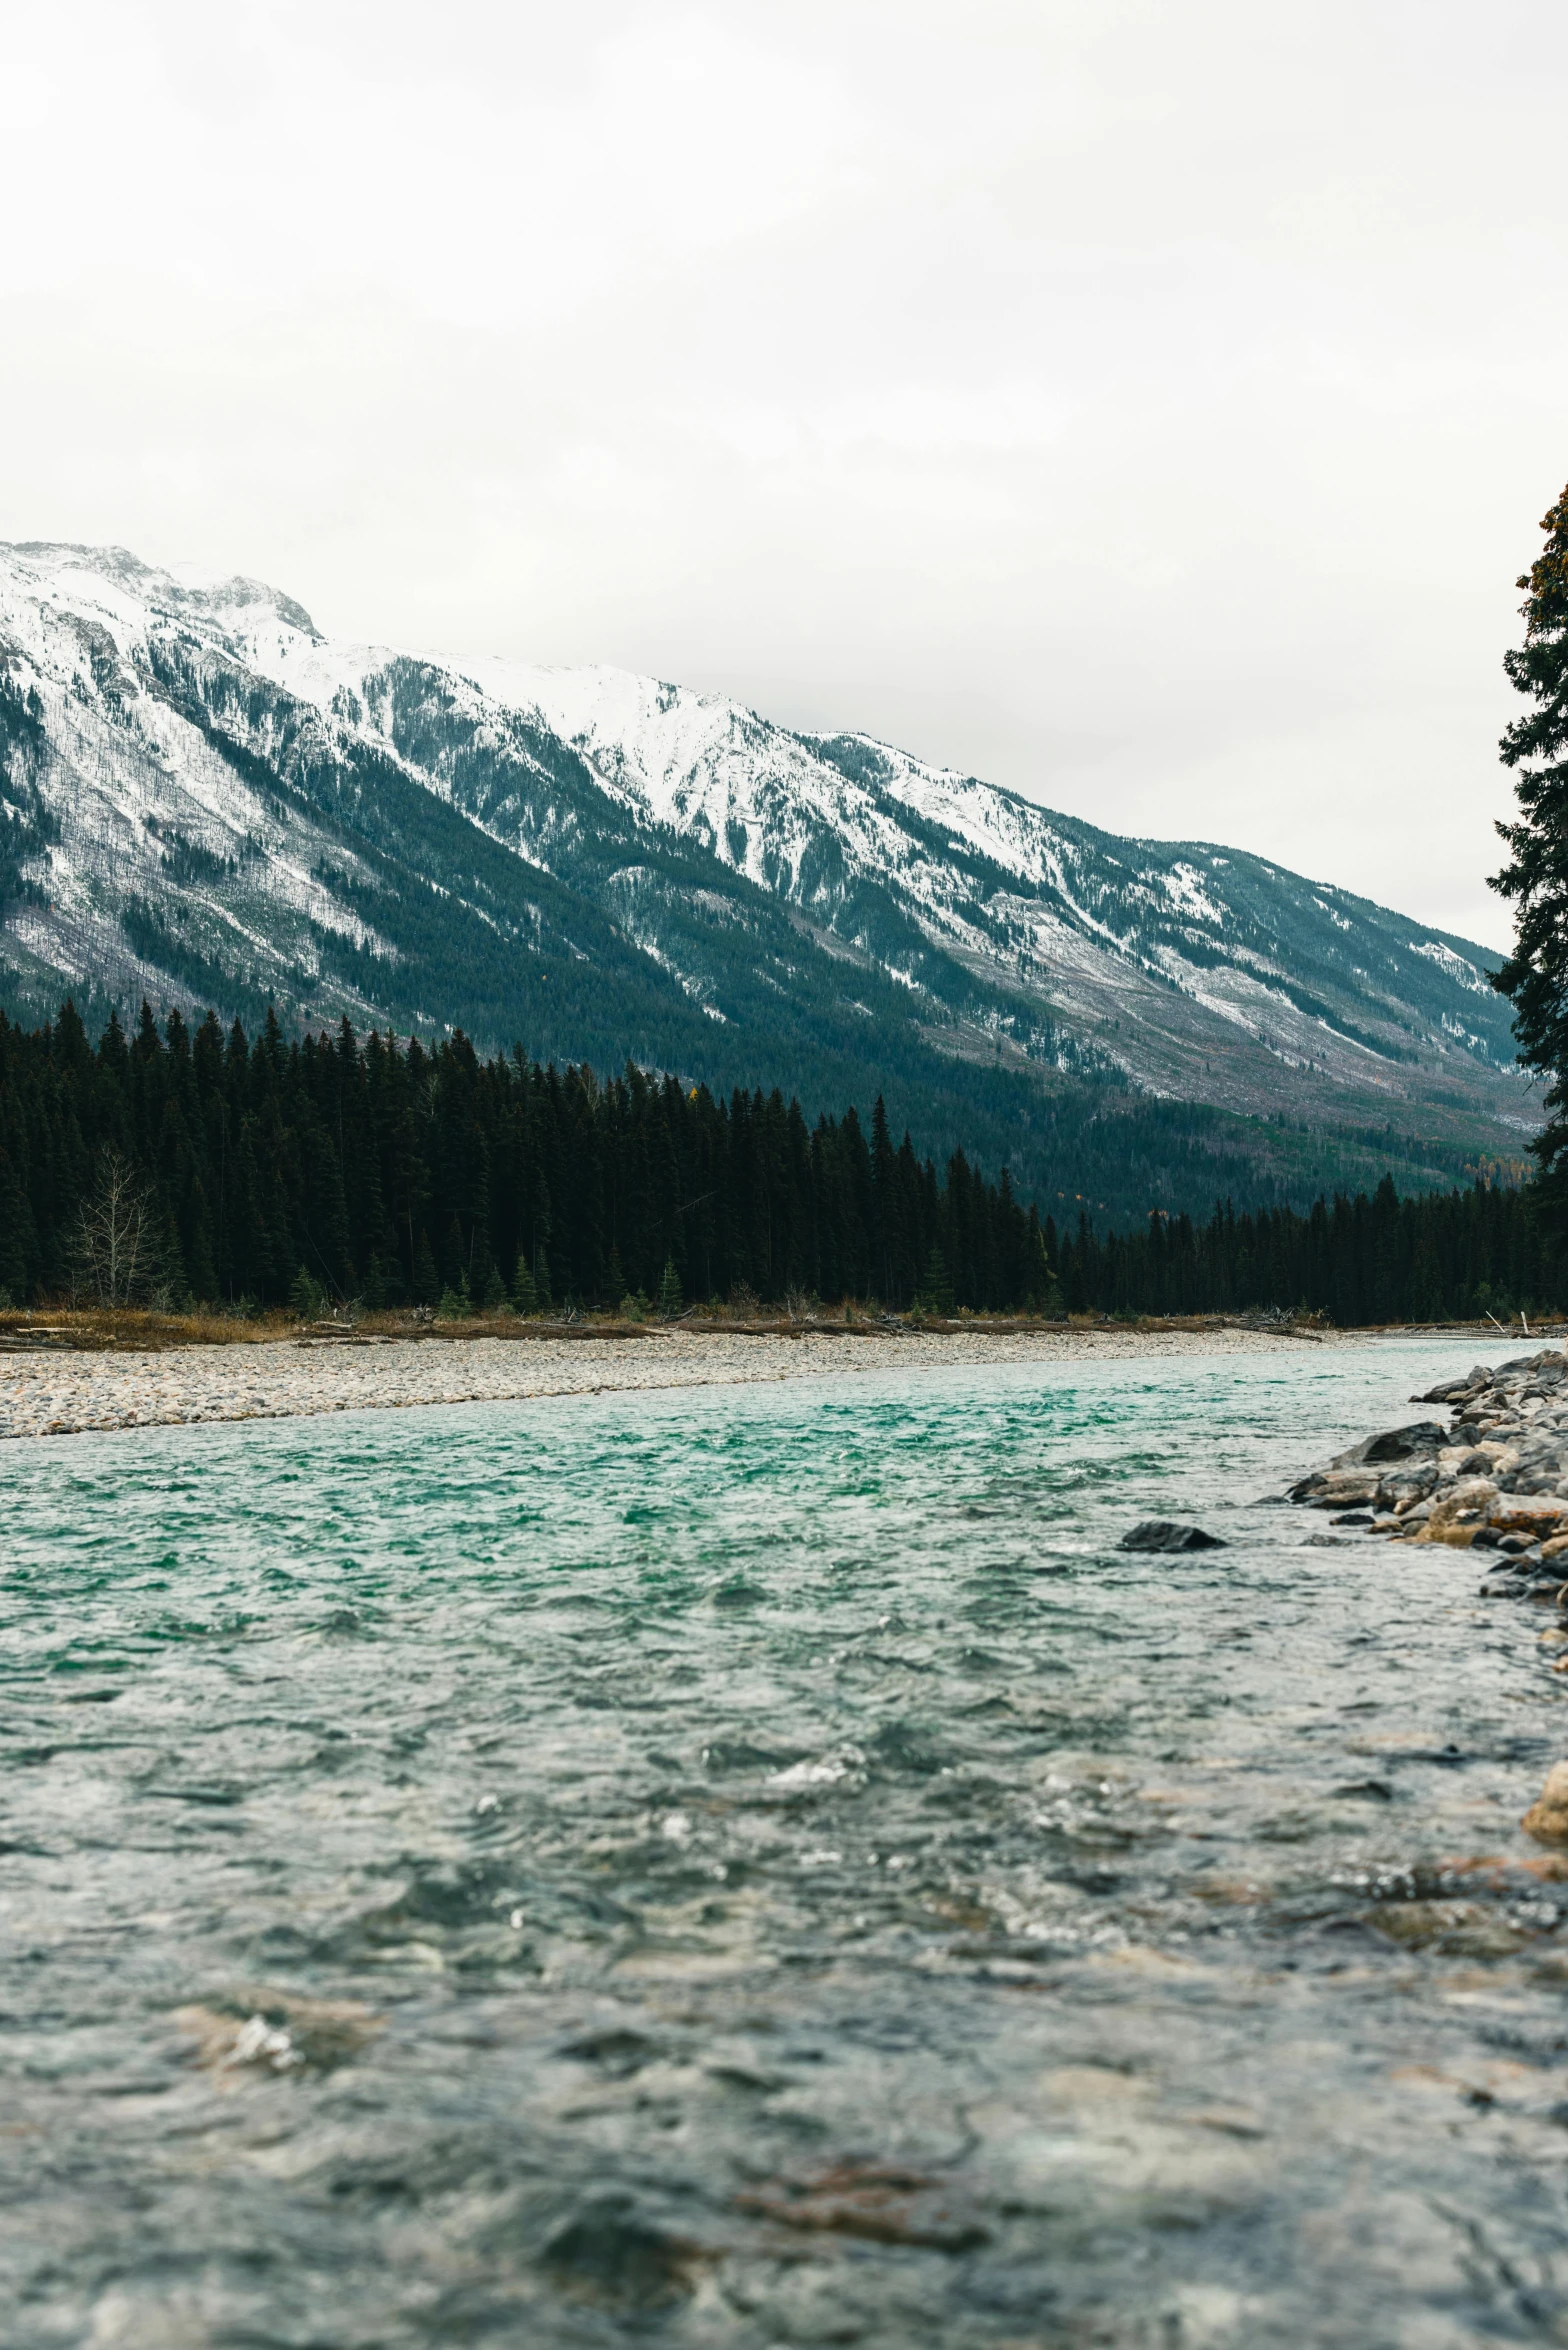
[[0, 1000, 1053, 1315], [0, 998, 1557, 1324], [1055, 1177, 1558, 1326]]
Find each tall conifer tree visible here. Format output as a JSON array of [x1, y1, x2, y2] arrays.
[[1493, 480, 1568, 1221]]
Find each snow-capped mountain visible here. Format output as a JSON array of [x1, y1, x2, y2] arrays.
[[0, 541, 1532, 1215]]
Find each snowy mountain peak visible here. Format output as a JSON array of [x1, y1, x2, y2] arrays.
[[3, 541, 319, 645], [0, 541, 1532, 1217]]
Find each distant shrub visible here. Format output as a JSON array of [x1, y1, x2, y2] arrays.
[[290, 1266, 329, 1321]]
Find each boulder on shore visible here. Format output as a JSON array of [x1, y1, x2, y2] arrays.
[[1293, 1468, 1383, 1508], [1490, 1495, 1568, 1536], [1333, 1422, 1447, 1467], [1119, 1520, 1228, 1553], [1522, 1762, 1568, 1845], [1292, 1352, 1568, 1521]]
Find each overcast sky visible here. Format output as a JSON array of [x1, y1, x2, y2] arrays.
[[5, 0, 1567, 948]]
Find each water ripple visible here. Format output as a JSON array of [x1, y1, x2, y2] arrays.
[[4, 1341, 1567, 2346]]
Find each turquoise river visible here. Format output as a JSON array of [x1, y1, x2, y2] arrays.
[[5, 1338, 1568, 2347]]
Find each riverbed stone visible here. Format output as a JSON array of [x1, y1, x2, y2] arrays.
[[1431, 1477, 1499, 1516], [1438, 1445, 1482, 1475], [1404, 1480, 1499, 1543], [1489, 1495, 1568, 1536], [1522, 1764, 1568, 1844], [1119, 1520, 1228, 1553], [1301, 1469, 1384, 1509], [1333, 1421, 1447, 1468]]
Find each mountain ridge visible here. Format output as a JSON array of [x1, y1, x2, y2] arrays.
[[0, 539, 1534, 1221]]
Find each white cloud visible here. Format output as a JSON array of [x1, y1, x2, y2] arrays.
[[3, 0, 1566, 948]]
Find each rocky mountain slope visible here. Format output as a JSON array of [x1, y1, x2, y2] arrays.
[[0, 541, 1534, 1218]]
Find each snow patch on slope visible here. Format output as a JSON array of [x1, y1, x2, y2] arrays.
[[1412, 938, 1491, 996], [0, 538, 1523, 1137]]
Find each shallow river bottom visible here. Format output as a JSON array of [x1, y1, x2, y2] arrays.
[[6, 1339, 1568, 2348]]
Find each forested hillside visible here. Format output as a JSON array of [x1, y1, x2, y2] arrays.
[[0, 542, 1536, 1222], [0, 999, 1558, 1324]]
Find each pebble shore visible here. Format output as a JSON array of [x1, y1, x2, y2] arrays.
[[0, 1322, 1350, 1442]]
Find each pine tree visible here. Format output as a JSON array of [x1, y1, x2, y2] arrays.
[[0, 1147, 38, 1301], [917, 1245, 955, 1318], [412, 1228, 440, 1306], [290, 1265, 325, 1320], [184, 1175, 219, 1302], [1493, 479, 1568, 1222], [869, 1095, 900, 1303], [656, 1253, 683, 1318], [1026, 1210, 1064, 1315]]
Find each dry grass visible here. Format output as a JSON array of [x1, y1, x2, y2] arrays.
[[0, 1302, 1554, 1355], [0, 1302, 1092, 1351], [0, 1306, 298, 1352]]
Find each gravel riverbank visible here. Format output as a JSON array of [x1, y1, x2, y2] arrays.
[[0, 1321, 1363, 1441]]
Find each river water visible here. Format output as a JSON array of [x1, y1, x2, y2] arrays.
[[5, 1338, 1568, 2348]]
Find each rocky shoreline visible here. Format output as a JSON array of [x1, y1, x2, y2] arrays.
[[1291, 1345, 1568, 1838], [1291, 1344, 1568, 1588], [0, 1321, 1355, 1442]]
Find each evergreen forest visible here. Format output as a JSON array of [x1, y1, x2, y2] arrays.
[[0, 999, 1557, 1326]]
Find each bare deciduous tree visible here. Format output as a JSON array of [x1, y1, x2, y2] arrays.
[[71, 1151, 155, 1307]]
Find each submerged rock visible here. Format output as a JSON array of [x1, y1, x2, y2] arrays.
[[1119, 1520, 1227, 1552], [540, 2196, 703, 2309], [176, 1992, 383, 2075], [735, 2161, 990, 2253]]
